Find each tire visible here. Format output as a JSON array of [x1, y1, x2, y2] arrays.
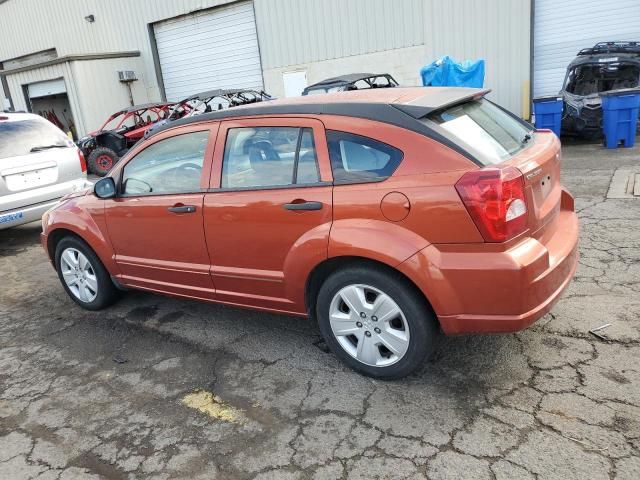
[[316, 265, 439, 379], [54, 236, 120, 311], [87, 147, 118, 177]]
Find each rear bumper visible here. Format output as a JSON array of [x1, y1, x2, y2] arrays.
[[399, 190, 579, 334], [0, 178, 91, 230], [0, 198, 60, 230]]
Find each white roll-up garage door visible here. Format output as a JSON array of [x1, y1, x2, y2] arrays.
[[534, 0, 640, 97], [28, 78, 66, 98], [154, 1, 263, 101]]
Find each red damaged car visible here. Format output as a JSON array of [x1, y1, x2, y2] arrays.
[[76, 103, 181, 176]]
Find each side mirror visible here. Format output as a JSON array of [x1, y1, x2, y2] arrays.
[[94, 177, 116, 199]]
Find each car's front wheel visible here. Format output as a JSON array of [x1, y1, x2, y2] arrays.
[[316, 265, 438, 379], [55, 236, 120, 310]]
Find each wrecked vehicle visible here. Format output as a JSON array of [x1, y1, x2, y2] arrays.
[[144, 89, 273, 139], [560, 41, 640, 137], [302, 73, 398, 95], [76, 103, 176, 176]]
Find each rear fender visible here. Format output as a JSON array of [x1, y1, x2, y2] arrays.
[[328, 219, 430, 267], [282, 222, 333, 310]]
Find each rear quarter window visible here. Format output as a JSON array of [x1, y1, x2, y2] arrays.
[[327, 131, 403, 183]]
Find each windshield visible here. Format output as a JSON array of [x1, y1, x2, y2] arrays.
[[564, 62, 639, 95], [0, 118, 71, 159], [426, 99, 533, 165]]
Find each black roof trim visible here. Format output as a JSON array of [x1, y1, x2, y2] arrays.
[[151, 100, 482, 165]]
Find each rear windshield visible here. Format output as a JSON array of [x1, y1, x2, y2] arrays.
[[426, 99, 533, 165], [0, 118, 71, 159]]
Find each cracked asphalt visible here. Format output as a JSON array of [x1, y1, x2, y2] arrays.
[[1, 139, 639, 479]]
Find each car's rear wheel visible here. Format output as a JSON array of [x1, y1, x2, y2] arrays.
[[54, 236, 120, 310], [316, 265, 438, 379], [88, 147, 118, 177]]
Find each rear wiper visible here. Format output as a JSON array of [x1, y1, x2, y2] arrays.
[[30, 144, 68, 152], [521, 133, 533, 145]]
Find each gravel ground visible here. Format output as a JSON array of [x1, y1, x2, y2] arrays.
[[1, 139, 639, 479]]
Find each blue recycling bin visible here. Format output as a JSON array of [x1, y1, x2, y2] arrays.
[[532, 96, 563, 137], [601, 88, 640, 149]]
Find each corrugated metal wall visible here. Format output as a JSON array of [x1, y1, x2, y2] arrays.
[[1, 0, 531, 116], [4, 62, 86, 132], [255, 0, 531, 115], [424, 0, 531, 117], [0, 0, 236, 101], [254, 0, 425, 68]]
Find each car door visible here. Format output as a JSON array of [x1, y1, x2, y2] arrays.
[[105, 124, 218, 300], [204, 118, 333, 313]]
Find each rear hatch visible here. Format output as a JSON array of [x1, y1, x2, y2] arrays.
[[503, 132, 561, 238], [425, 97, 561, 241], [0, 115, 82, 212]]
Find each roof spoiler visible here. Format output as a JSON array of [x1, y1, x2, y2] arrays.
[[392, 88, 491, 119]]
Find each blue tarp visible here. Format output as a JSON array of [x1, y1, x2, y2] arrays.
[[420, 56, 485, 88]]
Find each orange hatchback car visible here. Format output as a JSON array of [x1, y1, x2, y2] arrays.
[[41, 87, 578, 378]]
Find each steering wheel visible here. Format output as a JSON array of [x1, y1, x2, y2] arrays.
[[176, 162, 202, 173], [162, 162, 202, 191]]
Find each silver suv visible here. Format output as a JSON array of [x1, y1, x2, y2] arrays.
[[0, 113, 91, 230]]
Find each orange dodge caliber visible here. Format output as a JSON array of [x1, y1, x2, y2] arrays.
[[41, 87, 579, 378]]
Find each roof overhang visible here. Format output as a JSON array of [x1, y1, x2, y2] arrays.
[[0, 51, 141, 76]]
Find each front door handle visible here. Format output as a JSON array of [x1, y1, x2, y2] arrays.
[[283, 201, 323, 211], [168, 205, 196, 214]]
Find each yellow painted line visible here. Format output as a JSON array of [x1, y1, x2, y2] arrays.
[[181, 389, 243, 423]]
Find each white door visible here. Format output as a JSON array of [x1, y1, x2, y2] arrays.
[[154, 1, 263, 101], [28, 78, 66, 98], [534, 0, 640, 97]]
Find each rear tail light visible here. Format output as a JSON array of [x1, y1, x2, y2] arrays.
[[77, 148, 87, 173], [455, 166, 528, 242]]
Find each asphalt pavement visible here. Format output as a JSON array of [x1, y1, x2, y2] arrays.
[[1, 138, 639, 479]]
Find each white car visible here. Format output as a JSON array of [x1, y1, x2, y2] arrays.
[[0, 113, 91, 230]]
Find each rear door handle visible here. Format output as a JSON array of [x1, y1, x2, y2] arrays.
[[168, 205, 196, 214], [283, 201, 323, 211]]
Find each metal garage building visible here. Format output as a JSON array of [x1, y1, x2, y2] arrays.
[[533, 0, 640, 97], [0, 0, 532, 137], [4, 0, 627, 138]]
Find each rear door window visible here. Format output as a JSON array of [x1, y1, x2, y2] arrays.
[[426, 99, 533, 165], [221, 127, 320, 188], [326, 131, 403, 183], [122, 130, 209, 195], [0, 118, 71, 159]]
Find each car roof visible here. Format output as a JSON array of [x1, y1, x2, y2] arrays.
[[158, 87, 489, 128], [0, 112, 49, 123], [152, 87, 491, 163], [569, 41, 640, 67]]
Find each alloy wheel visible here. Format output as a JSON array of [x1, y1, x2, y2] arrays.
[[60, 248, 98, 303], [328, 284, 410, 367]]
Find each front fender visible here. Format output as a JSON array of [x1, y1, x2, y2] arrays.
[[44, 199, 119, 275]]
